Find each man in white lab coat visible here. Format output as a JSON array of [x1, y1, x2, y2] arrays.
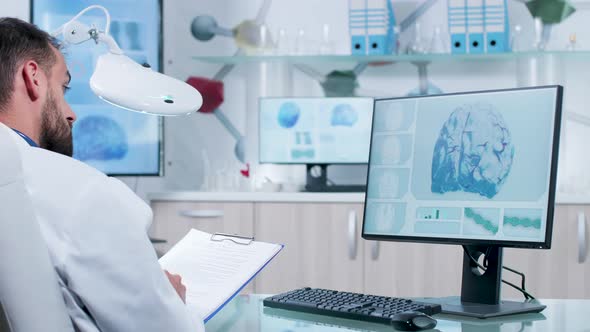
[[0, 18, 204, 332]]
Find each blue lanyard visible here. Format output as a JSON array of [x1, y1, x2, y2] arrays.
[[11, 128, 38, 147]]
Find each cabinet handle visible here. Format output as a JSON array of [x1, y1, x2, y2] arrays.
[[371, 241, 380, 261], [348, 210, 358, 260], [579, 212, 587, 263], [179, 210, 224, 219]]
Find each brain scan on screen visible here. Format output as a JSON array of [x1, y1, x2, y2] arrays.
[[431, 103, 514, 198]]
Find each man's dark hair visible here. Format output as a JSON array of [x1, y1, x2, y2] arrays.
[[0, 18, 61, 111]]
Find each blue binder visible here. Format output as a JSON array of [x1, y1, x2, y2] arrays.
[[484, 0, 510, 53], [367, 5, 388, 55], [448, 0, 467, 54], [385, 0, 397, 54], [349, 0, 396, 55], [349, 0, 367, 55], [467, 0, 485, 53]]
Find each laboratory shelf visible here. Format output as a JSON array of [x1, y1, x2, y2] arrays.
[[193, 50, 590, 65]]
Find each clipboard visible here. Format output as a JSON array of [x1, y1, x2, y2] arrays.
[[159, 229, 284, 323]]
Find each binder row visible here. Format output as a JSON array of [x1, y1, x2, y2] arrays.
[[349, 0, 397, 55], [448, 0, 510, 54]]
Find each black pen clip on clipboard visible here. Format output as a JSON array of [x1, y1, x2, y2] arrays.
[[210, 232, 254, 245]]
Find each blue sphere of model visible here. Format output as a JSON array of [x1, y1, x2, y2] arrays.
[[190, 15, 218, 41], [277, 102, 300, 128]]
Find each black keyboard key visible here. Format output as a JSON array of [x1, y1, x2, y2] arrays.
[[284, 299, 318, 308]]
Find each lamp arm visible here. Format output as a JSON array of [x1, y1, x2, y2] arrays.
[[96, 32, 124, 55], [52, 5, 111, 36], [51, 5, 120, 54]]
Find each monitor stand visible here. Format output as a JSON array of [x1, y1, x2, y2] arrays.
[[424, 245, 546, 319], [304, 164, 366, 193]]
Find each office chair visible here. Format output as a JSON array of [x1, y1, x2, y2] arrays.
[[0, 123, 74, 332]]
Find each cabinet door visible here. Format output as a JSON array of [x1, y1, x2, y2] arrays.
[[150, 201, 254, 253], [254, 203, 365, 294], [149, 201, 255, 293], [504, 205, 590, 299], [364, 240, 462, 298], [564, 205, 590, 298]]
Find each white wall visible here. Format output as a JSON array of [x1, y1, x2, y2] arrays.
[[4, 0, 590, 199], [0, 1, 28, 20], [141, 0, 590, 200]]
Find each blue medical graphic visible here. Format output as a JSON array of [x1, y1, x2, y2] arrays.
[[291, 149, 315, 159], [331, 104, 358, 127], [503, 208, 543, 238], [73, 116, 128, 161], [278, 102, 301, 128], [431, 103, 514, 198], [503, 209, 542, 229], [465, 208, 499, 234]]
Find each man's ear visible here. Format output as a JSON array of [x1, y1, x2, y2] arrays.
[[21, 60, 43, 102]]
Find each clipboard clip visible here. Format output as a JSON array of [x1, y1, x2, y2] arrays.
[[211, 232, 254, 245]]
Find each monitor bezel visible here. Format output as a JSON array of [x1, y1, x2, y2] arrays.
[[362, 85, 563, 249], [258, 96, 374, 165], [30, 0, 165, 177]]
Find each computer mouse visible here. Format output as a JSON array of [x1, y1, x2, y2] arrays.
[[390, 311, 437, 331]]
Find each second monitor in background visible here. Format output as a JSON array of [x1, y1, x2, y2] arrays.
[[259, 97, 373, 192]]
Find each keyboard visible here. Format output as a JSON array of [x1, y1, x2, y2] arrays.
[[263, 287, 441, 325]]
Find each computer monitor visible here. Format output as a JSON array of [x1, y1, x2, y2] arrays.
[[363, 86, 563, 318], [259, 97, 373, 192], [32, 0, 163, 176]]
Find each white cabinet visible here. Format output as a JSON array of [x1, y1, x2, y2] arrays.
[[254, 203, 365, 294], [150, 201, 254, 253], [363, 240, 462, 298], [504, 205, 590, 299], [149, 196, 590, 299], [563, 206, 590, 298]]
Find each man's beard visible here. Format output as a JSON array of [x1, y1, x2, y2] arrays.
[[39, 92, 73, 157]]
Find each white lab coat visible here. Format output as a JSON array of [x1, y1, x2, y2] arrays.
[[10, 130, 205, 332]]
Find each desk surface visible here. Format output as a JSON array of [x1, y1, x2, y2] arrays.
[[205, 295, 590, 331]]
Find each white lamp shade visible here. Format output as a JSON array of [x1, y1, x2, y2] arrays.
[[90, 53, 203, 116]]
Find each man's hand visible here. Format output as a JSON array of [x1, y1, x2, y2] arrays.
[[164, 270, 186, 303]]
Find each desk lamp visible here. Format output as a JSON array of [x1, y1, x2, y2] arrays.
[[51, 5, 203, 116]]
